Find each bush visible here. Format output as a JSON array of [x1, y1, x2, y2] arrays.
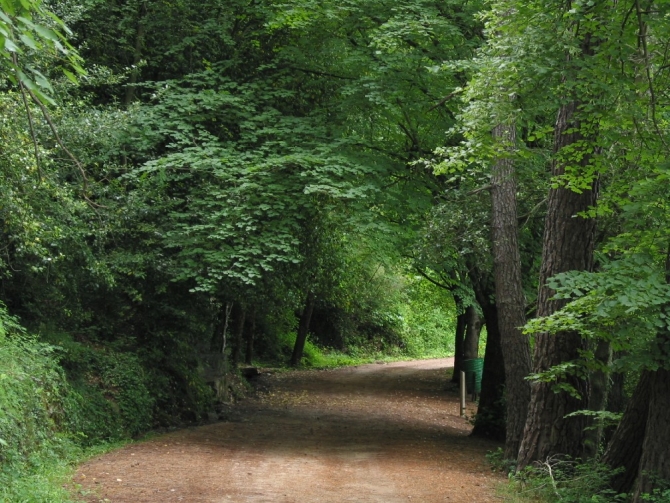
[[40, 330, 154, 444], [398, 276, 456, 358], [141, 345, 215, 425], [641, 488, 670, 503], [0, 305, 164, 501], [0, 307, 80, 502], [276, 331, 325, 367], [505, 456, 627, 503]]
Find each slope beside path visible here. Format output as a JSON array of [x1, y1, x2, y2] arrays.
[[73, 358, 504, 502]]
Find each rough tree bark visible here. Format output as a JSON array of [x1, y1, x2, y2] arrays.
[[245, 306, 256, 365], [603, 353, 626, 446], [583, 339, 611, 459], [517, 100, 599, 469], [602, 371, 651, 494], [290, 291, 316, 366], [633, 366, 670, 500], [451, 309, 468, 384], [470, 268, 507, 441], [463, 305, 482, 360], [490, 122, 532, 461], [631, 247, 670, 500]]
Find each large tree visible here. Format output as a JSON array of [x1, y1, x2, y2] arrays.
[[490, 123, 532, 460], [517, 100, 599, 467]]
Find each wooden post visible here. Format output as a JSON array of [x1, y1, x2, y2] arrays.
[[460, 371, 466, 417]]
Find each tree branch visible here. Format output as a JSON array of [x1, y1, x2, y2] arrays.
[[24, 87, 105, 208], [428, 89, 463, 112], [13, 54, 42, 184], [414, 267, 455, 291]]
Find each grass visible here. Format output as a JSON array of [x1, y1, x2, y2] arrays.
[[260, 330, 453, 370], [0, 439, 132, 503], [487, 449, 630, 503]]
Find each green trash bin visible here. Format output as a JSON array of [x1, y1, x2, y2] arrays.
[[463, 358, 484, 394]]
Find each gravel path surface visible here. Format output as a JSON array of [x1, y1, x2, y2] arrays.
[[74, 358, 504, 502]]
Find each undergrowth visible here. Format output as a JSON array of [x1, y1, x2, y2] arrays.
[[262, 330, 450, 369], [40, 330, 154, 444], [0, 309, 79, 502], [0, 305, 149, 502], [1, 287, 455, 501], [488, 449, 670, 503]]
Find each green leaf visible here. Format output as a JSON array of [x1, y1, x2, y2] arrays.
[[15, 16, 36, 30], [0, 0, 15, 16], [62, 68, 78, 83], [18, 32, 37, 49], [30, 87, 56, 106], [33, 24, 58, 41], [4, 36, 18, 52], [30, 68, 53, 91]]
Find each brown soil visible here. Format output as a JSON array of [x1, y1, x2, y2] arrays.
[[73, 358, 504, 502]]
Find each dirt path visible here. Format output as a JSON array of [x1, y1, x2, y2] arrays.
[[74, 358, 504, 502]]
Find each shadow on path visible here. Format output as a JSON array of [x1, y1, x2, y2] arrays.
[[75, 358, 503, 503]]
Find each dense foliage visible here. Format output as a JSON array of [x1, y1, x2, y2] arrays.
[[2, 0, 670, 500]]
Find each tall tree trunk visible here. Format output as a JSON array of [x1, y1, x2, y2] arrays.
[[517, 100, 599, 469], [231, 304, 246, 366], [602, 371, 651, 494], [583, 339, 611, 459], [245, 306, 256, 365], [123, 1, 146, 106], [451, 309, 468, 384], [471, 269, 507, 441], [490, 122, 532, 461], [471, 300, 506, 441], [463, 305, 482, 360], [633, 366, 670, 500], [631, 248, 670, 500], [603, 361, 626, 446], [290, 291, 316, 366], [214, 301, 233, 401], [219, 301, 233, 356]]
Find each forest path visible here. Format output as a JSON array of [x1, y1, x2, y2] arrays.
[[75, 358, 504, 502]]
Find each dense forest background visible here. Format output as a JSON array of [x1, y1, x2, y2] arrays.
[[1, 0, 669, 501]]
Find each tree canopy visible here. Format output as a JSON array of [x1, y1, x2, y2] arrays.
[[2, 0, 670, 499]]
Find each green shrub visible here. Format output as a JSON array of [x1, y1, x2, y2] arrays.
[[40, 330, 154, 444], [641, 488, 670, 502], [0, 307, 81, 502], [502, 462, 670, 503], [275, 331, 324, 367], [398, 276, 456, 358], [506, 456, 627, 503]]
